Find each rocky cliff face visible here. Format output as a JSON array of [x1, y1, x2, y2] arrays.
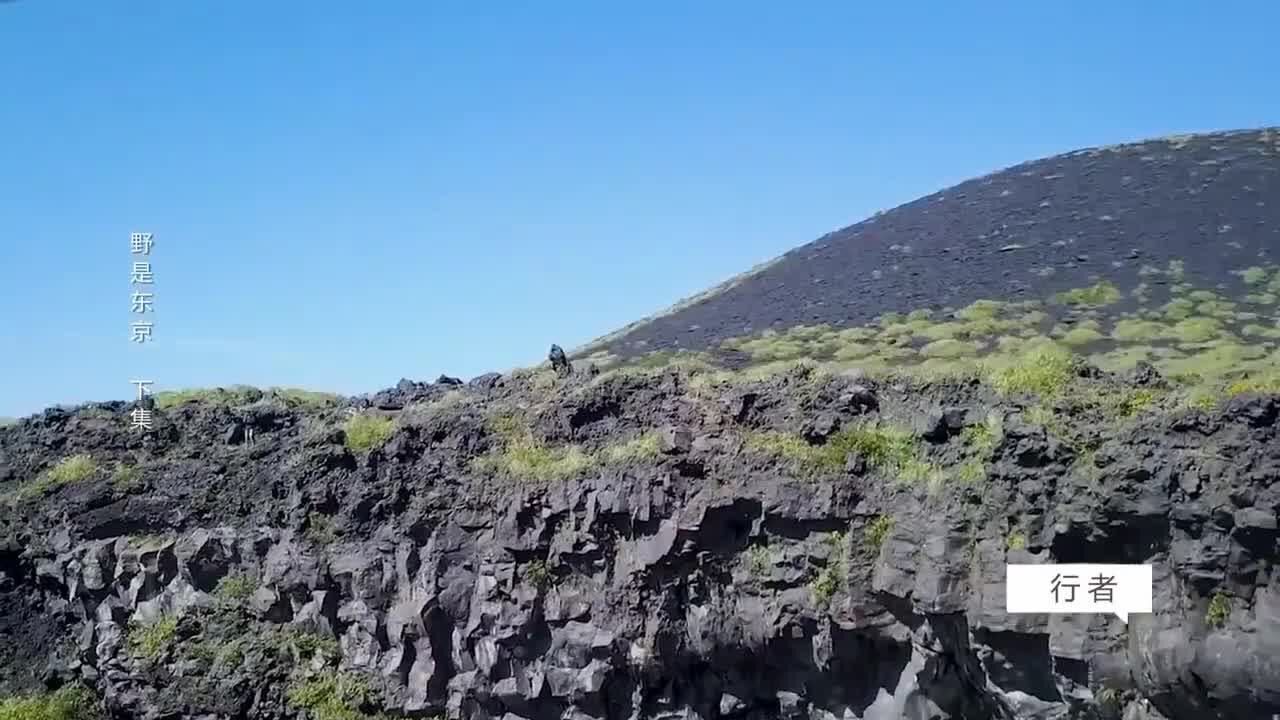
[[1, 359, 1278, 720]]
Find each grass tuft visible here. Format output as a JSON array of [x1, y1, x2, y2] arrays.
[[14, 455, 98, 500], [0, 686, 97, 720], [599, 431, 662, 465], [809, 531, 848, 608], [989, 344, 1077, 397], [1052, 281, 1121, 308], [1111, 388, 1160, 418], [521, 559, 552, 590], [474, 416, 595, 482], [1205, 592, 1231, 629], [864, 515, 893, 551], [286, 670, 380, 720], [342, 414, 395, 453], [214, 573, 256, 603], [127, 614, 178, 660], [1225, 374, 1280, 397], [111, 464, 142, 493]]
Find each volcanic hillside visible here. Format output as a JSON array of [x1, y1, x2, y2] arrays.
[[577, 127, 1280, 390]]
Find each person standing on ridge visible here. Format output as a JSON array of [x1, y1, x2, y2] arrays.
[[548, 344, 573, 377]]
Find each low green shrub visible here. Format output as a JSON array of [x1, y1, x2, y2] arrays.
[[342, 414, 395, 453]]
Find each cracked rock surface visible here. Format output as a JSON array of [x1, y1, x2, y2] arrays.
[[1, 362, 1278, 720]]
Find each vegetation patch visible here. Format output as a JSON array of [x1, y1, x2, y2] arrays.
[[863, 515, 894, 552], [305, 513, 340, 545], [961, 413, 1003, 457], [988, 344, 1076, 397], [744, 544, 774, 578], [1111, 319, 1166, 342], [342, 414, 395, 453], [474, 416, 595, 482], [808, 531, 848, 608], [153, 385, 262, 409], [521, 559, 552, 590], [1226, 373, 1280, 397], [14, 454, 98, 501], [1109, 388, 1160, 418], [920, 338, 980, 358], [188, 636, 246, 672], [0, 686, 97, 720], [111, 464, 142, 493], [127, 614, 178, 660], [214, 573, 256, 603], [153, 386, 341, 411], [599, 431, 662, 465], [1205, 592, 1231, 629], [1168, 317, 1224, 343], [1052, 281, 1121, 308], [277, 627, 341, 664], [1058, 324, 1106, 347], [747, 422, 940, 485], [286, 670, 382, 720]]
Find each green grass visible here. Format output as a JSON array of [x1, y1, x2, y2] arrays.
[[1239, 265, 1269, 284], [342, 414, 395, 453], [1023, 404, 1068, 438], [746, 422, 927, 480], [808, 531, 848, 608], [961, 412, 1002, 456], [474, 417, 595, 482], [153, 385, 341, 410], [920, 338, 980, 358], [1052, 281, 1121, 308], [0, 686, 97, 720], [1110, 319, 1166, 342], [521, 559, 552, 590], [127, 614, 178, 660], [153, 385, 261, 409], [1095, 687, 1123, 712], [305, 513, 340, 545], [14, 454, 98, 500], [988, 344, 1077, 397], [273, 388, 344, 409], [47, 455, 97, 485], [599, 431, 662, 464], [286, 671, 381, 720], [954, 459, 987, 483], [1205, 592, 1231, 628], [1058, 325, 1106, 347], [744, 544, 773, 577], [188, 637, 246, 671], [214, 573, 256, 603], [830, 424, 920, 474], [864, 515, 893, 551], [1110, 388, 1160, 418], [1225, 374, 1280, 397], [1169, 317, 1224, 343], [277, 627, 341, 663], [111, 464, 142, 493]]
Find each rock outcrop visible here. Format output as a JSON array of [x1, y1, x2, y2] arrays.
[[1, 359, 1278, 720]]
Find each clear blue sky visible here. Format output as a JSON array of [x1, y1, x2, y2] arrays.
[[2, 1, 1278, 418]]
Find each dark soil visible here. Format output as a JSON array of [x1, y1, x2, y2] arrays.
[[583, 128, 1280, 359]]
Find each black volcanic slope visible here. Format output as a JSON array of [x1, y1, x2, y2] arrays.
[[578, 127, 1280, 378]]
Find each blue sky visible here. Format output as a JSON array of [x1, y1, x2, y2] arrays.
[[2, 1, 1278, 417]]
